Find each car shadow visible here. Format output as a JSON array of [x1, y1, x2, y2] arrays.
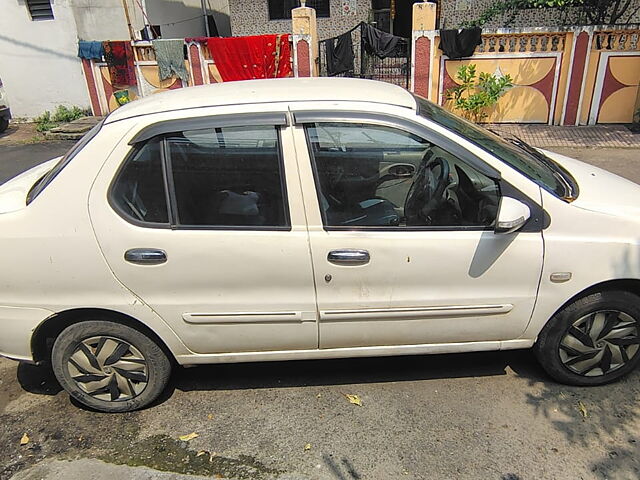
[[16, 362, 62, 396], [170, 348, 547, 393]]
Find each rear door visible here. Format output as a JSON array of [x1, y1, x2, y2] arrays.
[[89, 113, 318, 354]]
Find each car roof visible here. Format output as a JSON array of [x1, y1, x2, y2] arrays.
[[105, 77, 418, 123]]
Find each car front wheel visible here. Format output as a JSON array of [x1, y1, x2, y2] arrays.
[[535, 290, 640, 386], [51, 320, 171, 412]]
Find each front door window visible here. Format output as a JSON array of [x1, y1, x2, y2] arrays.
[[305, 122, 500, 229]]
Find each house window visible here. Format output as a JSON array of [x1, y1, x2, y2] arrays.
[[26, 0, 54, 20], [268, 0, 330, 20]]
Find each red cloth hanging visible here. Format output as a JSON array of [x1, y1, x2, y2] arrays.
[[207, 34, 291, 82], [103, 41, 137, 86]]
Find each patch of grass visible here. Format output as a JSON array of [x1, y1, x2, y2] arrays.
[[34, 105, 91, 133]]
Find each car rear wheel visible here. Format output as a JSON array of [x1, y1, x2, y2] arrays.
[[52, 320, 171, 412], [535, 291, 640, 386]]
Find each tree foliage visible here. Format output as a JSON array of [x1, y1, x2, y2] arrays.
[[465, 0, 640, 27]]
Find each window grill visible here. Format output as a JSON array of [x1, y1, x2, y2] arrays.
[[26, 0, 54, 20], [268, 0, 330, 20]]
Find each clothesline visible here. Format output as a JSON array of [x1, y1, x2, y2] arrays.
[[320, 21, 365, 42], [78, 34, 293, 86]]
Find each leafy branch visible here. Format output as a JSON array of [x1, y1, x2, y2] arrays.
[[445, 64, 513, 123], [463, 0, 637, 27]]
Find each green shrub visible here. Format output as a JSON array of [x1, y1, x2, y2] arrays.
[[34, 105, 90, 132], [445, 64, 513, 123]]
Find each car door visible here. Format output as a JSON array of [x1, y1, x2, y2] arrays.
[[89, 114, 318, 354], [291, 110, 544, 349]]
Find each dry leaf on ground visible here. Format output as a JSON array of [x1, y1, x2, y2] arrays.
[[20, 433, 29, 446], [304, 443, 312, 451], [344, 394, 363, 406], [577, 401, 588, 419], [196, 450, 207, 457], [178, 432, 199, 442]]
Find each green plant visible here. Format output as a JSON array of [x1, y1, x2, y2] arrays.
[[445, 64, 513, 123], [34, 105, 89, 132], [34, 111, 55, 132]]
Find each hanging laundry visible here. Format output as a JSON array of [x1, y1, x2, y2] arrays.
[[103, 41, 137, 86], [361, 22, 406, 59], [152, 39, 190, 85], [207, 34, 291, 82], [438, 27, 483, 59], [77, 41, 104, 60], [324, 31, 354, 76]]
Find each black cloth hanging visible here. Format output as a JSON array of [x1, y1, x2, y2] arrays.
[[324, 31, 355, 76], [438, 27, 482, 59], [361, 22, 406, 59]]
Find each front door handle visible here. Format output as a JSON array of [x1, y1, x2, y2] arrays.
[[124, 248, 167, 265], [328, 249, 370, 265]]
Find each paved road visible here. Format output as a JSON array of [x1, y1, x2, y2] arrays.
[[1, 143, 640, 480], [0, 142, 74, 184]]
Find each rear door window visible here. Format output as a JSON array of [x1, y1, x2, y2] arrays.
[[166, 125, 289, 228], [110, 124, 289, 230]]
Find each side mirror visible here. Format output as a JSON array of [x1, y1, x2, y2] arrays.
[[495, 197, 531, 234]]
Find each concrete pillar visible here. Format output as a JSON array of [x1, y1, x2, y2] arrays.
[[292, 6, 318, 77], [412, 1, 437, 31], [411, 2, 437, 98], [561, 29, 592, 126], [80, 59, 103, 116], [187, 42, 206, 86]]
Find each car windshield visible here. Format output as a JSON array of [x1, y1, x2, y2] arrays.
[[414, 95, 578, 201]]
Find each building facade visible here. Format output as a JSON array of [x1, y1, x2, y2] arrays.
[[0, 0, 231, 118], [229, 0, 371, 40]]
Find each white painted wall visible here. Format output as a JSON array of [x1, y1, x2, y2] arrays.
[[145, 0, 231, 38], [0, 0, 90, 118], [72, 0, 144, 41]]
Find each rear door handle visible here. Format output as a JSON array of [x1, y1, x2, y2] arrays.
[[124, 248, 167, 265], [328, 249, 370, 265]]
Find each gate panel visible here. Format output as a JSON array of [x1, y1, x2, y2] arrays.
[[589, 52, 640, 124], [319, 23, 410, 89]]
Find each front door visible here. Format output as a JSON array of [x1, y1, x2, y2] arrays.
[[292, 116, 544, 349], [89, 119, 318, 354]]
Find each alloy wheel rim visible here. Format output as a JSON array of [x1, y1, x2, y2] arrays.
[[67, 336, 148, 402], [559, 310, 640, 377]]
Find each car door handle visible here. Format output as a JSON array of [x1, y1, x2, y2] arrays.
[[124, 248, 167, 265], [327, 249, 370, 265]]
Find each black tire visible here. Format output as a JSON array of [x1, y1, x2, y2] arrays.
[[0, 118, 8, 133], [534, 290, 640, 386], [52, 320, 171, 412]]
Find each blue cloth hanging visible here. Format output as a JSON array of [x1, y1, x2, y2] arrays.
[[78, 41, 105, 60]]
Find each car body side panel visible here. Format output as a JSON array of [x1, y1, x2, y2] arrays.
[[0, 306, 54, 361], [88, 106, 319, 355], [0, 120, 192, 361], [523, 190, 640, 339], [288, 105, 546, 347]]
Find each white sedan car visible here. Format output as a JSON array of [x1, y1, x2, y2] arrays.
[[1, 78, 638, 412]]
